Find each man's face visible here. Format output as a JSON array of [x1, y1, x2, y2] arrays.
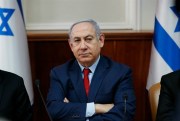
[[69, 22, 104, 67]]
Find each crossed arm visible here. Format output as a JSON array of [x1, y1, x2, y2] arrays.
[[64, 98, 114, 114], [47, 67, 136, 121]]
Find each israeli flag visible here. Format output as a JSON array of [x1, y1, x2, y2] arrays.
[[0, 0, 33, 104], [147, 0, 180, 90]]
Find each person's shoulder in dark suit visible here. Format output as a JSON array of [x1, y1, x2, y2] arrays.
[[0, 70, 33, 121], [161, 70, 180, 83], [156, 70, 180, 121]]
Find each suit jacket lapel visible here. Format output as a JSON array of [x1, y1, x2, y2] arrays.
[[88, 56, 110, 102], [69, 61, 87, 102]]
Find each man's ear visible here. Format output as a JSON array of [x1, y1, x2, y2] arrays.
[[99, 33, 105, 47]]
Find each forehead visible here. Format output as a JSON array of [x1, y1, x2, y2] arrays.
[[71, 22, 96, 37]]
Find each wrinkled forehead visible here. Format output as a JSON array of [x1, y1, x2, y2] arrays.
[[71, 22, 96, 38]]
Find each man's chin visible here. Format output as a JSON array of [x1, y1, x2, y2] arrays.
[[79, 59, 91, 63], [78, 58, 92, 65]]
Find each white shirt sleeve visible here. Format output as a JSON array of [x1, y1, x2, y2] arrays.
[[86, 102, 95, 117]]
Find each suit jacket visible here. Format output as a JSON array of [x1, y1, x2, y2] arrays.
[[0, 70, 32, 121], [156, 70, 180, 121], [47, 56, 136, 121]]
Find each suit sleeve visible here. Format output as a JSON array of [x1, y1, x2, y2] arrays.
[[46, 70, 87, 121], [156, 76, 175, 121], [90, 68, 136, 121], [14, 76, 33, 121]]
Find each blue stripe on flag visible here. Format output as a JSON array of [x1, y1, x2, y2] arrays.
[[154, 17, 180, 71], [171, 6, 180, 32], [17, 0, 25, 22]]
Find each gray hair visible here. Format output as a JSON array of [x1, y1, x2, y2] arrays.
[[68, 19, 101, 39]]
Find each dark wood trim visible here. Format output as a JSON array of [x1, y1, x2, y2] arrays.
[[27, 30, 153, 41]]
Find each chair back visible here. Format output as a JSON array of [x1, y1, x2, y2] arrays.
[[148, 83, 161, 121]]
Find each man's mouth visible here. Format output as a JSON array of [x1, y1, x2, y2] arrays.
[[79, 53, 89, 56]]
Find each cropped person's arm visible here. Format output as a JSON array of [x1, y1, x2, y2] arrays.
[[15, 77, 33, 121], [156, 76, 175, 121]]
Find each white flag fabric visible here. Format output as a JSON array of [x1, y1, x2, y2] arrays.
[[0, 0, 34, 104], [146, 0, 180, 90]]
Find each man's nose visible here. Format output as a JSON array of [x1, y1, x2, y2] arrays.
[[79, 40, 87, 48]]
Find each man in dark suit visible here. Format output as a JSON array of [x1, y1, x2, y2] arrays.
[[0, 70, 32, 121], [46, 19, 136, 121], [156, 70, 180, 121]]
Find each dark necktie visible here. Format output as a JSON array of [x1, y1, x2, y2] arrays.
[[83, 68, 90, 95]]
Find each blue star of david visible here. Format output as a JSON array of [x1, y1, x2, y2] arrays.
[[171, 6, 180, 32], [0, 8, 15, 36]]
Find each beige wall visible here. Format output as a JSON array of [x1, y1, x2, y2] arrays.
[[22, 0, 156, 31]]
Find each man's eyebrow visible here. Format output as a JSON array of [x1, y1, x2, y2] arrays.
[[73, 36, 80, 39], [85, 35, 94, 38], [72, 35, 94, 39]]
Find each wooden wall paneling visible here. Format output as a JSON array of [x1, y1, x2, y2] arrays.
[[102, 32, 153, 121], [29, 41, 73, 121], [28, 31, 153, 121]]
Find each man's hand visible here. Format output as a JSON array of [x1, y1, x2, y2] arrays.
[[95, 104, 114, 114]]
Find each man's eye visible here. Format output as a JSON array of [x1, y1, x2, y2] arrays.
[[74, 39, 80, 42], [85, 38, 92, 42]]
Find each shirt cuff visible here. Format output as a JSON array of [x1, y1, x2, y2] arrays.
[[86, 102, 95, 117]]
